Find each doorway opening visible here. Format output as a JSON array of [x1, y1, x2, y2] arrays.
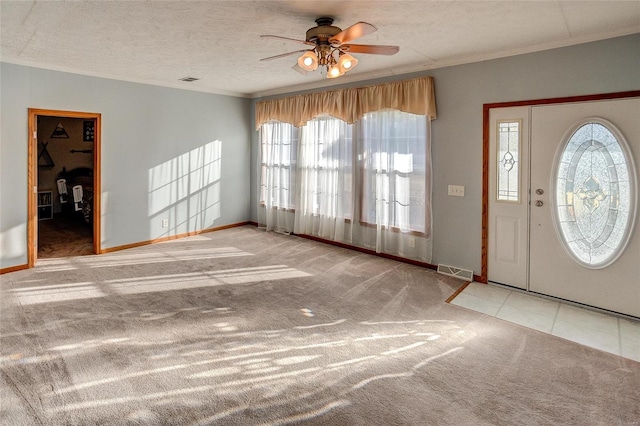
[[28, 109, 101, 266]]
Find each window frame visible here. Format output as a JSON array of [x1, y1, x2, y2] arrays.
[[259, 121, 299, 211], [495, 119, 522, 204], [357, 110, 429, 235]]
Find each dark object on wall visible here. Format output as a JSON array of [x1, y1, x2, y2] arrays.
[[83, 120, 95, 142], [59, 166, 92, 179], [38, 141, 55, 168], [50, 122, 70, 138], [70, 149, 93, 154]]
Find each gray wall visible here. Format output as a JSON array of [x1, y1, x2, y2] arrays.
[[1, 63, 251, 268], [251, 34, 640, 274], [2, 35, 637, 272]]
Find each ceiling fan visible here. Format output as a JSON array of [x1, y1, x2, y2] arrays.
[[260, 17, 399, 78]]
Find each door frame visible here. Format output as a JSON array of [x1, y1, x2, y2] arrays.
[[27, 108, 102, 267], [480, 90, 640, 284]]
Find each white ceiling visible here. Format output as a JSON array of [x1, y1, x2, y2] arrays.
[[2, 1, 639, 98]]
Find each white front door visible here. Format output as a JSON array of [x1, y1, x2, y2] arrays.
[[529, 98, 640, 317], [488, 97, 640, 318]]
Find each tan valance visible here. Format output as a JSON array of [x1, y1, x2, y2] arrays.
[[255, 76, 436, 129]]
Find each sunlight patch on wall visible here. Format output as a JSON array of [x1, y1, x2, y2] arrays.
[[148, 140, 222, 237]]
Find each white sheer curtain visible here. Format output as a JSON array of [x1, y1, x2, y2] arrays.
[[258, 110, 432, 263], [294, 116, 353, 242], [355, 110, 432, 262], [257, 121, 298, 233]]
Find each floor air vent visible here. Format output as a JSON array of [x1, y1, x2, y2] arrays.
[[437, 264, 474, 281]]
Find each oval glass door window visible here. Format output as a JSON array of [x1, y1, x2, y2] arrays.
[[553, 118, 637, 268]]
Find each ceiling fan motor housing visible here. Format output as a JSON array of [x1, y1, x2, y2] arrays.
[[306, 17, 341, 44]]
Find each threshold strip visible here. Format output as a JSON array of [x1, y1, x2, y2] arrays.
[[445, 281, 472, 304]]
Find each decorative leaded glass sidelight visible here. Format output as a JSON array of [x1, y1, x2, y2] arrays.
[[554, 119, 637, 268], [497, 120, 521, 202]]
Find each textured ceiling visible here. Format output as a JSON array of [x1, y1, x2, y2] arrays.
[[2, 1, 639, 98]]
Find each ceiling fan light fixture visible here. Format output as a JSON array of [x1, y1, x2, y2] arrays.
[[327, 65, 343, 79], [337, 52, 358, 73], [298, 51, 318, 71], [261, 19, 399, 80]]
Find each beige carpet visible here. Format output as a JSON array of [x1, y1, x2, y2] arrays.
[[1, 225, 638, 425]]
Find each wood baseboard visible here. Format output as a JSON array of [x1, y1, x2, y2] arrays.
[[294, 233, 438, 271], [100, 221, 252, 254], [253, 224, 480, 278], [0, 263, 29, 275]]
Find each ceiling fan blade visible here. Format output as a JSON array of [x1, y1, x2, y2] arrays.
[[260, 50, 309, 62], [340, 44, 399, 55], [329, 22, 376, 45], [260, 35, 316, 47], [292, 63, 308, 76]]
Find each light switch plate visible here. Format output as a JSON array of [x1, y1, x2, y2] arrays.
[[448, 185, 465, 197]]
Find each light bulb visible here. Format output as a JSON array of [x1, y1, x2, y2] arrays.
[[327, 65, 343, 79], [337, 53, 358, 74], [303, 56, 313, 67]]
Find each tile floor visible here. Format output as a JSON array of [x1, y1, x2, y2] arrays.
[[450, 282, 640, 362]]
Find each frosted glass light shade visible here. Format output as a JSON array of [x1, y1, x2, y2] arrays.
[[298, 51, 318, 71], [338, 53, 358, 73]]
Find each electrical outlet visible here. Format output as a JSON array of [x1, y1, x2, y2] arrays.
[[448, 185, 465, 197], [407, 237, 416, 248], [161, 219, 169, 228]]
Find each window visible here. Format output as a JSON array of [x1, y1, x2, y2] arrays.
[[259, 110, 430, 237], [496, 120, 521, 202], [360, 110, 427, 233], [259, 121, 298, 210], [554, 120, 636, 268], [255, 76, 435, 261], [297, 116, 353, 218]]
